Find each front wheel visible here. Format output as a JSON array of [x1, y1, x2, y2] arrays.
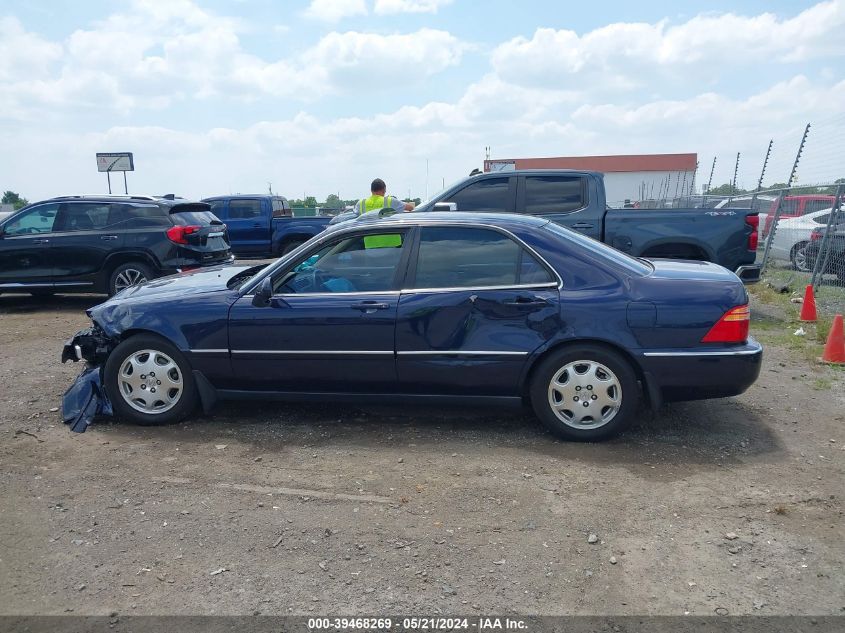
[[104, 334, 197, 426], [529, 345, 639, 441]]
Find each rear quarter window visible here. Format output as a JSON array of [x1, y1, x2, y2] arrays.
[[169, 203, 220, 226]]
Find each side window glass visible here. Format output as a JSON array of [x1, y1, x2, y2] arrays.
[[524, 176, 585, 214], [2, 204, 58, 235], [229, 199, 263, 219], [58, 202, 111, 231], [272, 198, 291, 218], [413, 227, 550, 289], [275, 233, 405, 294], [813, 214, 830, 225], [207, 200, 226, 219], [119, 204, 170, 228], [449, 178, 508, 212]]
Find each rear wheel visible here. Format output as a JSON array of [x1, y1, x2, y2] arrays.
[[104, 334, 197, 426], [529, 345, 639, 441], [109, 262, 154, 296], [790, 242, 810, 272]]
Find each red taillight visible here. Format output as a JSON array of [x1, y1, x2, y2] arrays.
[[810, 230, 822, 242], [746, 214, 759, 250], [166, 225, 201, 245], [702, 305, 750, 343]]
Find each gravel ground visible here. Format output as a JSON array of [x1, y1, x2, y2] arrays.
[[0, 293, 843, 616]]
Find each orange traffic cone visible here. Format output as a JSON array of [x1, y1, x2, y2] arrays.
[[821, 314, 845, 364], [799, 285, 817, 322]]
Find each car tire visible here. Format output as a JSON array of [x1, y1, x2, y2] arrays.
[[529, 344, 639, 442], [108, 262, 155, 296], [790, 242, 811, 272], [280, 239, 306, 256], [104, 334, 197, 426]]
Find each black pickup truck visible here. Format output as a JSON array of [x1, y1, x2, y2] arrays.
[[419, 170, 760, 282]]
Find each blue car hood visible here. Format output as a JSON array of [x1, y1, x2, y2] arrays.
[[109, 265, 259, 301]]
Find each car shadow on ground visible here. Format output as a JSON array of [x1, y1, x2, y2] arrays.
[[0, 293, 104, 314], [86, 394, 784, 480]]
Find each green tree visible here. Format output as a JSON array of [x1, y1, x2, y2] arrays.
[[324, 194, 341, 208], [2, 190, 29, 210], [707, 183, 747, 196]]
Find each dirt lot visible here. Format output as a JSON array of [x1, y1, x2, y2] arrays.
[[0, 293, 843, 616]]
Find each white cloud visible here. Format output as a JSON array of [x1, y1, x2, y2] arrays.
[[374, 0, 453, 15], [0, 16, 63, 82], [0, 1, 467, 116], [303, 29, 467, 86], [303, 0, 367, 22], [492, 1, 845, 89]]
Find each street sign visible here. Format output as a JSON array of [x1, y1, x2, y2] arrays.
[[96, 152, 134, 172]]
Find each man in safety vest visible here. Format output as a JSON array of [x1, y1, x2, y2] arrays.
[[354, 178, 415, 216]]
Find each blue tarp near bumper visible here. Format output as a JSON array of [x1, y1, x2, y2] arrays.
[[62, 366, 113, 433]]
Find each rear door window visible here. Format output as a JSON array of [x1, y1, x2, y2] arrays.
[[56, 202, 113, 231], [229, 199, 264, 219], [272, 198, 291, 218], [523, 175, 585, 214], [411, 227, 553, 289], [449, 178, 510, 212], [116, 204, 171, 228]]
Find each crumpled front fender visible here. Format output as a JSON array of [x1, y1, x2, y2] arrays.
[[61, 325, 115, 365]]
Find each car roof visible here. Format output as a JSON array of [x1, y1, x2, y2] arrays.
[[202, 194, 289, 201], [35, 195, 207, 208], [336, 211, 551, 231]]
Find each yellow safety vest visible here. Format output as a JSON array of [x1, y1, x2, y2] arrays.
[[359, 194, 402, 249], [360, 194, 393, 215]]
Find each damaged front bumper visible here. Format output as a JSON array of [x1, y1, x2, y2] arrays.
[[61, 325, 116, 432]]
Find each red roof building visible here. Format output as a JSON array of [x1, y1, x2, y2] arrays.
[[484, 153, 698, 205]]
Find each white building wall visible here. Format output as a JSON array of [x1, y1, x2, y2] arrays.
[[602, 170, 696, 206]]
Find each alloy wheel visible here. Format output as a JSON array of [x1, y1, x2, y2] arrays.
[[547, 360, 622, 429], [114, 268, 147, 291], [118, 349, 183, 414]]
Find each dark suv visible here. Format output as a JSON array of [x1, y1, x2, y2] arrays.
[[0, 195, 234, 296]]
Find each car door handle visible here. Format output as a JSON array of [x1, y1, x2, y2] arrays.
[[32, 238, 49, 245], [571, 222, 594, 229], [351, 301, 390, 312], [100, 235, 119, 241], [252, 223, 262, 228], [504, 296, 548, 306]]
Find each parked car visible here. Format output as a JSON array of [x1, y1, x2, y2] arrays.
[[804, 220, 845, 282], [412, 170, 761, 283], [62, 212, 762, 442], [0, 195, 233, 296], [761, 195, 836, 238], [768, 208, 834, 271], [714, 194, 776, 234], [202, 195, 332, 257]]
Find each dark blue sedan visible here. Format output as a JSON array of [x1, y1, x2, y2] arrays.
[[62, 212, 762, 441]]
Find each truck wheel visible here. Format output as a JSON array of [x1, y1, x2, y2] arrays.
[[280, 239, 306, 256], [104, 334, 197, 426], [109, 262, 154, 296], [529, 344, 639, 442]]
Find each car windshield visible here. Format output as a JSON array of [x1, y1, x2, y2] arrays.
[[542, 221, 653, 275]]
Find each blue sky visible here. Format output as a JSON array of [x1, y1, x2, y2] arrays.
[[1, 0, 843, 201]]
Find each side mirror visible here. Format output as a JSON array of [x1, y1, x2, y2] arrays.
[[433, 202, 457, 212], [252, 277, 273, 307]]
